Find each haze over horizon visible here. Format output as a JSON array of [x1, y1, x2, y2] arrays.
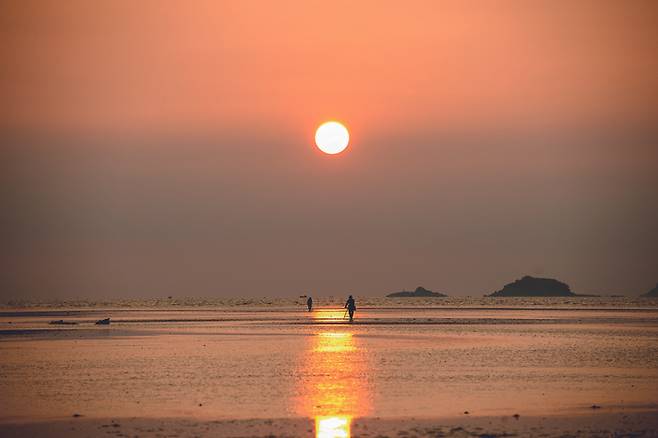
[[2, 0, 657, 300]]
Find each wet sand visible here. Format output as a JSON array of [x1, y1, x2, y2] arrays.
[[2, 411, 658, 438], [1, 299, 657, 436]]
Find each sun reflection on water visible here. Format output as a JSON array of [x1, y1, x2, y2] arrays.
[[313, 332, 357, 353], [316, 415, 351, 438], [296, 328, 370, 438], [311, 308, 350, 323]]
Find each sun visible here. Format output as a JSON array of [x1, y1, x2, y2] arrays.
[[315, 121, 349, 155]]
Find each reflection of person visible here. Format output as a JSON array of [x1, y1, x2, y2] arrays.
[[344, 295, 356, 322], [307, 296, 313, 312]]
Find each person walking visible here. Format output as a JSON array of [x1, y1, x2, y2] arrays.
[[307, 296, 313, 312], [344, 295, 356, 322]]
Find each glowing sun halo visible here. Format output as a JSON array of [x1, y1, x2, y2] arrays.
[[315, 121, 349, 155]]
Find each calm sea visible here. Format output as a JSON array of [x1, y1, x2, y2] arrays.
[[1, 296, 657, 434]]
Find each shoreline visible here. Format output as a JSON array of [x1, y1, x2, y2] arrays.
[[3, 303, 656, 436], [1, 410, 657, 437]]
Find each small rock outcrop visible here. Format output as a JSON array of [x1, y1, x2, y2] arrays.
[[488, 276, 576, 297], [643, 284, 658, 297], [49, 320, 78, 325], [386, 286, 447, 298]]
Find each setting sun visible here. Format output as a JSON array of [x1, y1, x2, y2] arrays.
[[315, 121, 349, 155], [3, 2, 657, 437]]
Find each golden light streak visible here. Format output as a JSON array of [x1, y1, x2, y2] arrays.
[[295, 330, 370, 438]]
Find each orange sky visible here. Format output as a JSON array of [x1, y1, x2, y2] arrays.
[[3, 1, 658, 134], [1, 1, 657, 298]]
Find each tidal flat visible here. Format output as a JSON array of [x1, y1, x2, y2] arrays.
[[1, 297, 657, 437]]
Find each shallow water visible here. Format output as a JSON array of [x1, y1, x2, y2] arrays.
[[3, 295, 658, 309], [1, 298, 657, 437]]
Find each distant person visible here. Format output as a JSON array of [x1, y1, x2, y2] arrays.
[[307, 296, 313, 312], [344, 295, 356, 322]]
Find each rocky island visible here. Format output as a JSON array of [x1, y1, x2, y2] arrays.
[[487, 276, 576, 297], [643, 284, 658, 297], [386, 286, 447, 298]]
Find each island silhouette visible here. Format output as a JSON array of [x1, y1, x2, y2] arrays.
[[386, 286, 447, 298], [643, 283, 658, 297], [487, 275, 576, 297]]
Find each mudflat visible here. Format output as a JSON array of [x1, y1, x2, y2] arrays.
[[1, 298, 657, 437]]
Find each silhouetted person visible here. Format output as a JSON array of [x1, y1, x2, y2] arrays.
[[344, 295, 356, 322], [307, 296, 313, 312]]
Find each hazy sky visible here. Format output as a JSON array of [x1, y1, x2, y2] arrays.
[[1, 0, 657, 300]]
